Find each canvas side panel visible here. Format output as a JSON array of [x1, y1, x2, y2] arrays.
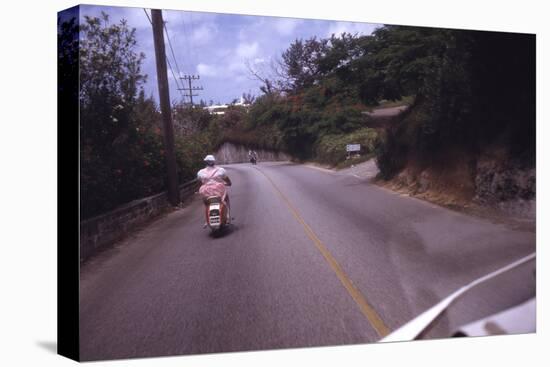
[[57, 4, 80, 362]]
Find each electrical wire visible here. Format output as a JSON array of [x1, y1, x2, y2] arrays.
[[179, 11, 196, 74], [181, 11, 203, 105], [163, 19, 185, 83], [143, 8, 186, 102]]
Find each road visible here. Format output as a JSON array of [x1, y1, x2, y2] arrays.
[[364, 105, 409, 117], [79, 162, 536, 361]]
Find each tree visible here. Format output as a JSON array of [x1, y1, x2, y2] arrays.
[[172, 101, 213, 136], [242, 92, 255, 104], [79, 13, 148, 152], [58, 15, 79, 103], [79, 12, 166, 219], [245, 58, 279, 95], [279, 37, 330, 93], [317, 32, 362, 76]]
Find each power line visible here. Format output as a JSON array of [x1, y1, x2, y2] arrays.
[[163, 20, 184, 82], [181, 11, 204, 105], [143, 8, 186, 102], [163, 16, 189, 104], [188, 12, 200, 68], [172, 13, 190, 80], [166, 57, 182, 95], [179, 11, 196, 74], [142, 7, 152, 24], [178, 75, 203, 106]]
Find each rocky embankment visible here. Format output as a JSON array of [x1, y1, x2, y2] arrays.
[[376, 150, 535, 228], [474, 153, 535, 220]]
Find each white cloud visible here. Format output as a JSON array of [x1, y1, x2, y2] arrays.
[[233, 74, 247, 83], [182, 11, 217, 25], [222, 42, 261, 77], [273, 18, 302, 36], [238, 28, 248, 42], [191, 23, 218, 43], [238, 18, 267, 41], [236, 42, 259, 58], [228, 61, 247, 73], [197, 63, 218, 77]]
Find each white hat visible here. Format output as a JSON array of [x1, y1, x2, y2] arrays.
[[204, 154, 216, 162]]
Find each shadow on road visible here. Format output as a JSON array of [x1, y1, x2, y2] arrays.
[[343, 178, 372, 186], [209, 223, 239, 239]]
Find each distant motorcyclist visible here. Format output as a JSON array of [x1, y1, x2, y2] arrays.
[[197, 155, 231, 210], [248, 149, 258, 164]]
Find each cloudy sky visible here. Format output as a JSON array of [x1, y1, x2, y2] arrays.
[[80, 5, 380, 105]]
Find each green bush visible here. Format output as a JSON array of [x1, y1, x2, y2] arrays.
[[375, 129, 408, 180], [78, 13, 170, 219], [315, 128, 380, 166]]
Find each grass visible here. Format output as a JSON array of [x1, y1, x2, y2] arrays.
[[314, 128, 380, 167], [376, 95, 414, 109], [333, 153, 375, 169]]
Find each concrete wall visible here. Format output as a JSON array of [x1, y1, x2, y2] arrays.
[[215, 142, 291, 164], [80, 180, 200, 262]]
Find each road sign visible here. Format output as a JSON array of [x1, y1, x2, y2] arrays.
[[346, 144, 361, 152]]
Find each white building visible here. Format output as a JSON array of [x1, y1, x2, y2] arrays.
[[204, 96, 250, 115]]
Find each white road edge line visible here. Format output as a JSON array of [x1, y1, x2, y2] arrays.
[[302, 164, 336, 174], [302, 164, 368, 180]]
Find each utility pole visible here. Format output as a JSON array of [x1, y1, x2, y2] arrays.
[[178, 75, 203, 106], [151, 9, 179, 206]]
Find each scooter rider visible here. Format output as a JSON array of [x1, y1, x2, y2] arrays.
[[197, 155, 231, 210], [248, 149, 258, 164]]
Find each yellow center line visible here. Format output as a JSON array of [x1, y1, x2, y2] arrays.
[[256, 167, 390, 338]]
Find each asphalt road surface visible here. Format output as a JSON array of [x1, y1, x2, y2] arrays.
[[79, 162, 536, 361]]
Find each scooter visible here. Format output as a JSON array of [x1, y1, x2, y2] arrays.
[[204, 193, 231, 233]]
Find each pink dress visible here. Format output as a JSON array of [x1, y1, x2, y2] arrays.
[[197, 166, 227, 199]]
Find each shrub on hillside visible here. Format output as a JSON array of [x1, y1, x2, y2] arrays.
[[375, 129, 408, 180], [316, 128, 380, 166]]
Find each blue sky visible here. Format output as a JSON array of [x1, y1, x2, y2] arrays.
[[80, 5, 381, 105]]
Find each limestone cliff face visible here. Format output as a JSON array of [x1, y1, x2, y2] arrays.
[[474, 156, 535, 203], [473, 154, 535, 219], [215, 142, 291, 164], [381, 150, 535, 221]]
